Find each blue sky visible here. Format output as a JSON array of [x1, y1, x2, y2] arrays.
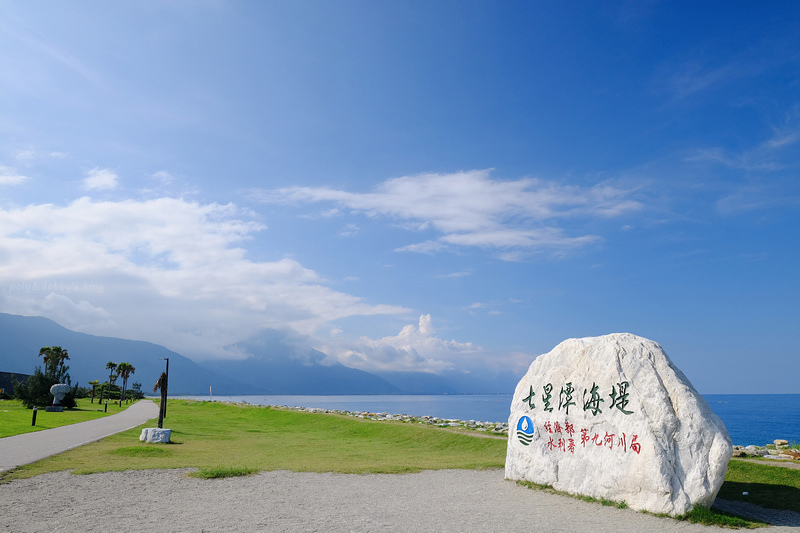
[[1, 1, 798, 393]]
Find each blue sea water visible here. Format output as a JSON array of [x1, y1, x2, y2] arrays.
[[703, 394, 800, 447], [182, 393, 800, 446]]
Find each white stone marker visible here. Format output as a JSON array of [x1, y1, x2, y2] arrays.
[[140, 428, 171, 443], [505, 333, 732, 516]]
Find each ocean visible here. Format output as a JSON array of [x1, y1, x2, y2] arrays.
[[180, 393, 800, 447]]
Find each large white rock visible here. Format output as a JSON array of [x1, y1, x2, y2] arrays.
[[505, 333, 731, 516], [139, 428, 171, 443]]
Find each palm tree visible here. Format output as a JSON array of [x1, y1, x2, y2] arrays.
[[105, 361, 117, 401], [116, 362, 135, 405], [39, 346, 70, 382], [88, 380, 100, 403]]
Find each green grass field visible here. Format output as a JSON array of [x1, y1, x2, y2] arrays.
[[2, 399, 506, 480], [0, 398, 129, 438], [720, 460, 800, 513], [3, 398, 799, 529]]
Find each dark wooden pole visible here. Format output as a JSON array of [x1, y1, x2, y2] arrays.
[[163, 358, 169, 419]]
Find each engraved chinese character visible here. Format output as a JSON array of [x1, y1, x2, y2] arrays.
[[583, 382, 604, 416], [580, 428, 590, 447], [630, 434, 641, 455], [564, 422, 575, 437], [522, 385, 536, 409], [558, 382, 576, 414], [542, 383, 554, 412], [609, 381, 633, 415], [617, 432, 627, 453]]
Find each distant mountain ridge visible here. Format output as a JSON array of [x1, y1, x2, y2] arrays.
[[0, 313, 519, 394], [202, 329, 400, 394], [0, 313, 249, 395]]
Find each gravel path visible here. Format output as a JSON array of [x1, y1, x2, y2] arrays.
[[2, 468, 797, 533]]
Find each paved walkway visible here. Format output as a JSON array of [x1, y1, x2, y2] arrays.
[[0, 400, 159, 472]]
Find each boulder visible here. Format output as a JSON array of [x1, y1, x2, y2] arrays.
[[139, 428, 172, 443], [506, 333, 732, 516], [774, 439, 789, 447]]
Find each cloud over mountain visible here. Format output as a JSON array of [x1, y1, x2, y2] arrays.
[[0, 196, 408, 359]]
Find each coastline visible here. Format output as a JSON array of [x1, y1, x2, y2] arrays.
[[182, 394, 800, 447]]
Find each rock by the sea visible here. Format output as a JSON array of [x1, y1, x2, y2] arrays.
[[505, 333, 732, 516]]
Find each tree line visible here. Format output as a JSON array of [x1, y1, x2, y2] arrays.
[[12, 346, 144, 409]]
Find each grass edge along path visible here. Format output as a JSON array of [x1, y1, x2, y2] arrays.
[[515, 480, 766, 529]]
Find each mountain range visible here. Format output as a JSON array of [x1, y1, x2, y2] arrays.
[[0, 313, 518, 395]]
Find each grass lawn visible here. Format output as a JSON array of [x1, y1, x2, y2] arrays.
[[0, 398, 130, 438], [718, 459, 800, 513], [1, 400, 507, 481]]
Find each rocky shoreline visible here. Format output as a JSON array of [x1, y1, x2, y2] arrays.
[[733, 439, 800, 461], [255, 402, 511, 435], [225, 400, 800, 456]]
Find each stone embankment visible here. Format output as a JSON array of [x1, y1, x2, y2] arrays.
[[270, 404, 510, 435], [732, 439, 800, 461]]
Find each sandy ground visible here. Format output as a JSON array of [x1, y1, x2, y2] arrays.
[[2, 468, 798, 533]]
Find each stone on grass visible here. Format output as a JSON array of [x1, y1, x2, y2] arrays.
[[140, 428, 171, 443], [505, 333, 732, 516]]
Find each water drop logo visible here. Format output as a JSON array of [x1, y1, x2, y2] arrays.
[[516, 415, 534, 446]]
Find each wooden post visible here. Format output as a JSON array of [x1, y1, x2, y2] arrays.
[[153, 372, 167, 429]]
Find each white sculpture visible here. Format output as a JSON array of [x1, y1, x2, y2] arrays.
[[49, 383, 71, 406], [505, 333, 732, 516]]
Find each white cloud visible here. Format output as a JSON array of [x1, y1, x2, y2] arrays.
[[0, 166, 30, 185], [715, 184, 800, 215], [151, 170, 174, 184], [338, 223, 359, 237], [439, 270, 472, 279], [315, 314, 532, 375], [322, 314, 478, 374], [686, 124, 800, 215], [83, 167, 119, 190], [394, 240, 446, 254], [14, 150, 36, 161], [257, 170, 641, 259], [0, 196, 409, 358]]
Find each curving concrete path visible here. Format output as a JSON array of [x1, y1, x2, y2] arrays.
[[0, 399, 158, 472]]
